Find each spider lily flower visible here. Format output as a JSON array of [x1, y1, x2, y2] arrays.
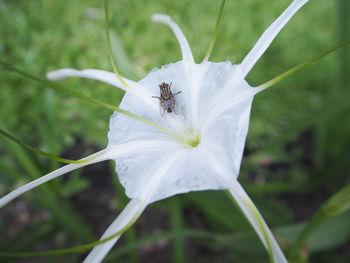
[[0, 0, 311, 262]]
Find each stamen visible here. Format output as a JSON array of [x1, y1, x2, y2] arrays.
[[202, 0, 226, 63], [1, 62, 185, 143], [0, 150, 108, 208], [183, 130, 201, 148], [256, 41, 350, 92], [0, 200, 143, 258], [104, 0, 129, 88], [0, 128, 97, 164]]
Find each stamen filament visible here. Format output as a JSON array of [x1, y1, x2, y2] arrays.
[[0, 204, 142, 258], [104, 0, 129, 88], [1, 62, 184, 143], [202, 0, 226, 63], [256, 40, 350, 91], [0, 128, 97, 164]]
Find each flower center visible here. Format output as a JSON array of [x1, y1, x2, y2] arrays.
[[183, 130, 201, 148]]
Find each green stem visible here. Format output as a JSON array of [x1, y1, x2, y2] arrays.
[[288, 213, 324, 260], [202, 0, 226, 62], [289, 184, 350, 260], [256, 41, 350, 91], [169, 198, 186, 263], [335, 0, 349, 92], [0, 62, 184, 143]]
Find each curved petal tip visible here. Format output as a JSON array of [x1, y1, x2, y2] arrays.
[[46, 68, 78, 81], [151, 13, 171, 23]]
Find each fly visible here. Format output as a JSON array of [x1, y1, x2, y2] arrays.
[[152, 82, 181, 115]]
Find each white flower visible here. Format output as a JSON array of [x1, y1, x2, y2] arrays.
[[0, 0, 310, 262]]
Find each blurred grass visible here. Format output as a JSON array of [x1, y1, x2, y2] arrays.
[[0, 0, 349, 262]]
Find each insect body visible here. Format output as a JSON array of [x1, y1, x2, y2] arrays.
[[152, 82, 181, 115]]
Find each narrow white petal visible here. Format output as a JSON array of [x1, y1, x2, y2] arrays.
[[83, 198, 146, 263], [240, 0, 309, 77], [48, 68, 174, 118], [47, 69, 131, 91], [202, 150, 287, 262], [229, 181, 288, 263], [152, 14, 195, 64], [0, 150, 108, 208]]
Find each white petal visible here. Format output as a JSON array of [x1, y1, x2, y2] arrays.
[[47, 68, 161, 111], [240, 0, 309, 77], [229, 181, 288, 263], [46, 69, 131, 91], [0, 149, 108, 208], [200, 87, 256, 131], [106, 139, 180, 159], [137, 150, 184, 203], [199, 63, 258, 134], [83, 198, 146, 263], [112, 142, 185, 203], [187, 62, 211, 127], [152, 14, 195, 64]]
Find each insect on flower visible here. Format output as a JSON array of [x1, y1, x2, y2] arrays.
[[152, 82, 181, 115]]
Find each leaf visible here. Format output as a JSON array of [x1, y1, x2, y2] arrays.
[[320, 184, 350, 218]]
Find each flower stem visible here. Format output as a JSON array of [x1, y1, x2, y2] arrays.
[[335, 0, 349, 94], [256, 40, 350, 91], [288, 184, 350, 260], [287, 212, 324, 260], [169, 198, 186, 263], [202, 0, 226, 62]]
